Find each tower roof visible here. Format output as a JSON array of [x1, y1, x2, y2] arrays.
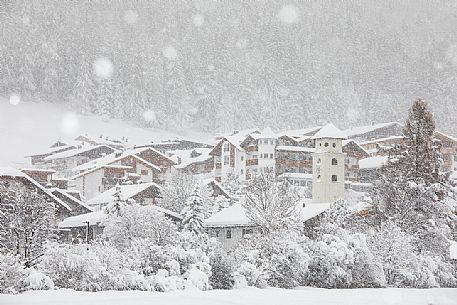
[[311, 123, 347, 139]]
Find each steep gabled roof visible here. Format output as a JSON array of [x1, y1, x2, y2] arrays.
[[344, 122, 403, 139], [311, 123, 347, 139], [0, 167, 72, 212], [44, 145, 115, 161], [86, 182, 161, 207]]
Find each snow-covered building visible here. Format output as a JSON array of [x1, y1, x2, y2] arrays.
[[167, 148, 213, 175], [43, 144, 116, 176], [344, 122, 404, 142], [72, 153, 162, 200], [86, 182, 161, 211], [20, 168, 56, 186], [0, 167, 74, 222], [204, 201, 332, 250], [358, 156, 389, 183], [311, 124, 347, 204], [342, 140, 370, 182], [26, 142, 76, 166], [209, 129, 262, 183]]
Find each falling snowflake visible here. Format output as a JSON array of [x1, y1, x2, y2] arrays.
[[278, 4, 300, 24], [60, 113, 79, 135], [192, 14, 204, 27], [9, 94, 21, 105], [446, 44, 457, 66], [123, 10, 138, 25], [143, 109, 157, 123], [163, 46, 178, 60], [93, 57, 114, 79], [236, 38, 248, 49]]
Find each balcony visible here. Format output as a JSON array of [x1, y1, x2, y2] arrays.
[[246, 159, 258, 166]]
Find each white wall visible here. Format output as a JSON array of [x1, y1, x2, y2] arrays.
[[74, 169, 104, 200], [312, 138, 345, 203], [257, 138, 276, 172]]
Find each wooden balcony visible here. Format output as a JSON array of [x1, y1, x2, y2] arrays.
[[246, 159, 258, 166]]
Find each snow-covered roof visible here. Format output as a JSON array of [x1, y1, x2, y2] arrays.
[[58, 210, 106, 228], [168, 147, 212, 169], [359, 156, 388, 169], [0, 167, 72, 211], [359, 136, 405, 146], [204, 201, 332, 228], [204, 204, 252, 228], [279, 126, 322, 139], [72, 146, 167, 173], [49, 188, 93, 212], [86, 182, 160, 206], [21, 168, 56, 173], [58, 205, 181, 228], [344, 122, 402, 138], [251, 127, 277, 139], [299, 202, 332, 222], [278, 173, 313, 180], [44, 145, 114, 161], [26, 144, 76, 157], [276, 146, 315, 153], [312, 123, 347, 139]]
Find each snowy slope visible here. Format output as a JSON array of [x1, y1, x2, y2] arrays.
[[0, 98, 213, 167], [1, 287, 457, 305]]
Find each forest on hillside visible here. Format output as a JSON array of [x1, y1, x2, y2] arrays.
[[2, 0, 457, 134]]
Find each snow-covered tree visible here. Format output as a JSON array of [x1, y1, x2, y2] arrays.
[[243, 173, 301, 235], [160, 172, 196, 213], [0, 181, 54, 267], [102, 204, 177, 250], [181, 185, 205, 234]]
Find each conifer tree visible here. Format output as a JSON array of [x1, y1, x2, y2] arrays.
[[181, 185, 205, 234]]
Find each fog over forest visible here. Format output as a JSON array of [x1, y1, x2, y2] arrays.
[[2, 0, 457, 134]]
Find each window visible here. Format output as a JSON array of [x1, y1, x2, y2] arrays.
[[141, 169, 148, 175], [333, 143, 336, 148], [332, 158, 338, 165], [241, 156, 244, 161], [226, 229, 232, 239], [317, 158, 321, 165], [224, 155, 229, 165], [212, 230, 220, 238], [223, 143, 229, 152], [270, 153, 274, 159], [317, 175, 321, 182], [242, 228, 253, 237], [332, 175, 338, 182], [241, 169, 244, 174], [325, 142, 329, 147]]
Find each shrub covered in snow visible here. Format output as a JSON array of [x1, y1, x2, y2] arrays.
[[0, 253, 26, 293], [23, 268, 54, 290], [209, 252, 234, 289]]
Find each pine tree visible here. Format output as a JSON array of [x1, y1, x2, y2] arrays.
[[403, 99, 442, 185], [0, 181, 54, 267], [105, 185, 126, 217], [181, 185, 205, 234]]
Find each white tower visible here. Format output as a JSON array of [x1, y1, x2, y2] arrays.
[[311, 123, 347, 203]]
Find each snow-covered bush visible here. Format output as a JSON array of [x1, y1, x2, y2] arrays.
[[23, 268, 54, 290], [234, 230, 309, 289], [0, 253, 26, 294], [185, 265, 210, 290], [209, 252, 234, 289], [236, 262, 265, 288]]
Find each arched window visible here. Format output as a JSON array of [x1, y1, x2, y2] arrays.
[[331, 175, 338, 182], [324, 142, 329, 147], [332, 158, 338, 165], [332, 143, 336, 148]]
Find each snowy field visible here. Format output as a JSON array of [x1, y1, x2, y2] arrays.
[[0, 98, 212, 167], [1, 288, 457, 305]]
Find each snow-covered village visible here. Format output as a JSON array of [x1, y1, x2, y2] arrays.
[[2, 1, 457, 305]]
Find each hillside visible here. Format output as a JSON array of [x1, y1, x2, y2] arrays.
[[0, 98, 212, 167]]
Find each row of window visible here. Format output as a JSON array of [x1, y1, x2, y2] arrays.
[[316, 158, 339, 165], [211, 228, 253, 239], [316, 175, 339, 182], [259, 139, 275, 145], [319, 142, 337, 148]]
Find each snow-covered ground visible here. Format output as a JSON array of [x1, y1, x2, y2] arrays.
[[1, 288, 457, 305], [0, 98, 212, 167]]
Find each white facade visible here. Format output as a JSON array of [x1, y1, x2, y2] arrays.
[[257, 137, 276, 173], [311, 124, 346, 203], [74, 169, 104, 200]]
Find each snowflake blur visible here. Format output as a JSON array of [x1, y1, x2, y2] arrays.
[[60, 113, 79, 135], [93, 58, 114, 80]]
